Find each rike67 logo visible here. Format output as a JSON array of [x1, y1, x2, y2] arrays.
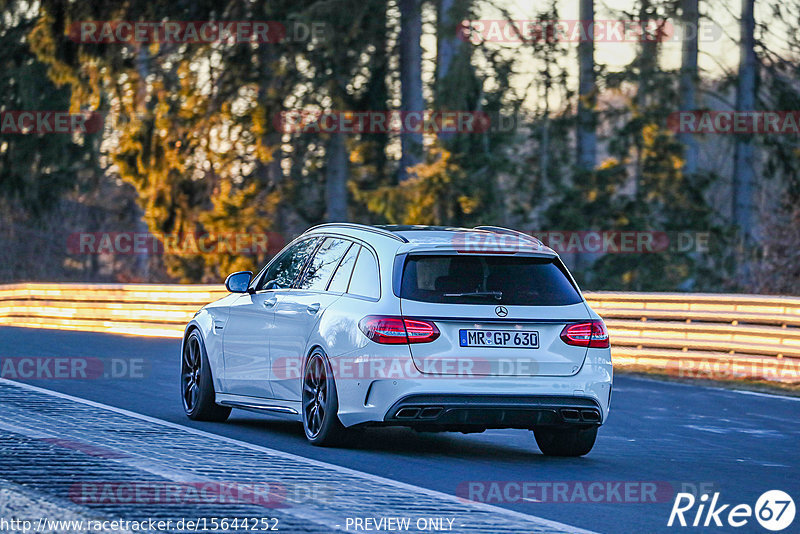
[[669, 490, 795, 531]]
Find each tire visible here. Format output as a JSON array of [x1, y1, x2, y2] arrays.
[[302, 349, 347, 446], [533, 426, 598, 457], [181, 330, 231, 422]]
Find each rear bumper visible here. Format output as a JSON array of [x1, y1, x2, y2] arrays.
[[335, 354, 612, 428], [383, 394, 602, 431]]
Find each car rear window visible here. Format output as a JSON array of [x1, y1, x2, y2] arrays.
[[400, 255, 582, 306]]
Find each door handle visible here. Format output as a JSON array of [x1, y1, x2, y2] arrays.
[[262, 297, 278, 309], [306, 302, 321, 314]]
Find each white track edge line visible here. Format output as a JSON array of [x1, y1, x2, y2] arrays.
[[0, 378, 599, 534], [619, 374, 800, 401]]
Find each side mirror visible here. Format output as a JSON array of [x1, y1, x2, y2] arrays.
[[225, 271, 253, 293]]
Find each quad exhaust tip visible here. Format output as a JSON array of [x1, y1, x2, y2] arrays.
[[560, 408, 600, 423], [580, 409, 601, 422], [395, 407, 420, 419], [395, 407, 444, 419], [419, 407, 444, 419]]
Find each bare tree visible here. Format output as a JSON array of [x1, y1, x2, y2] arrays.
[[436, 0, 458, 94], [325, 132, 348, 221], [577, 0, 596, 172], [633, 0, 659, 200], [679, 0, 699, 175], [135, 46, 151, 280], [733, 0, 756, 238], [435, 0, 460, 142], [399, 0, 424, 181]]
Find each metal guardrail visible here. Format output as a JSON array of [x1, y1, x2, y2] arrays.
[[0, 284, 798, 384], [586, 292, 800, 384], [0, 283, 226, 338]]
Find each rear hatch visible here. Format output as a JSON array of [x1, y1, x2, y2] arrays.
[[398, 253, 592, 377]]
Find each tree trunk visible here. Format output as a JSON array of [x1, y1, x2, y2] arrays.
[[576, 0, 596, 172], [574, 0, 596, 276], [636, 0, 658, 110], [325, 132, 348, 221], [436, 0, 457, 92], [361, 0, 390, 184], [435, 0, 457, 142], [634, 0, 657, 202], [733, 0, 756, 237], [540, 69, 551, 188], [135, 46, 150, 280], [679, 0, 699, 175], [399, 0, 424, 181], [257, 47, 286, 233]]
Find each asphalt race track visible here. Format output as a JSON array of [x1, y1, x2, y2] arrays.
[[1, 325, 798, 534]]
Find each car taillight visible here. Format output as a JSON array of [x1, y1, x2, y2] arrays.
[[359, 316, 440, 344], [560, 320, 609, 348]]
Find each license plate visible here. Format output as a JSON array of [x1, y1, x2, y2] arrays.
[[459, 329, 539, 349]]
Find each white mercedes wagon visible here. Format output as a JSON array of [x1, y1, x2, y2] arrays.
[[181, 224, 612, 456]]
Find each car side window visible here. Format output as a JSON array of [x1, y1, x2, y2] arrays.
[[256, 237, 319, 290], [297, 238, 351, 291], [327, 243, 360, 293], [347, 247, 380, 299]]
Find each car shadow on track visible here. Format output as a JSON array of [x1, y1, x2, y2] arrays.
[[224, 415, 603, 464]]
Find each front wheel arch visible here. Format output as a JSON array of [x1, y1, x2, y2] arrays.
[[181, 328, 231, 422]]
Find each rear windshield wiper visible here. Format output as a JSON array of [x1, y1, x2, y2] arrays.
[[443, 291, 503, 300]]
